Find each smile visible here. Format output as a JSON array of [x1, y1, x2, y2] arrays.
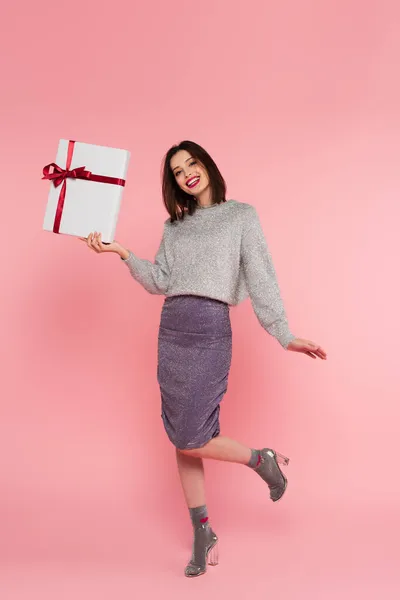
[[187, 177, 200, 189]]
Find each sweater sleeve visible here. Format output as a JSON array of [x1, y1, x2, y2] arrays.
[[240, 207, 295, 349], [120, 225, 170, 295]]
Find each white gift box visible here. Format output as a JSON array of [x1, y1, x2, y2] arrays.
[[42, 139, 130, 243]]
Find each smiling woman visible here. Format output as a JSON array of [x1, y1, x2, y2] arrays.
[[80, 138, 326, 578], [161, 140, 228, 219]]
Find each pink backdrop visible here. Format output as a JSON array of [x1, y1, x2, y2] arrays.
[[1, 1, 399, 598]]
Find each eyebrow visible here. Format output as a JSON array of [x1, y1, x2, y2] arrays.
[[172, 156, 193, 172]]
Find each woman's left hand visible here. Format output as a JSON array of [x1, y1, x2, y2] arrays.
[[287, 338, 327, 360]]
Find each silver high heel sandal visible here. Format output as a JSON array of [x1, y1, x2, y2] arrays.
[[184, 523, 219, 577], [253, 448, 290, 502]]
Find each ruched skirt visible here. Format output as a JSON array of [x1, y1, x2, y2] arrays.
[[157, 295, 232, 450]]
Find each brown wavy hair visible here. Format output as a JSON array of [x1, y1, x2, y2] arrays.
[[161, 140, 227, 222]]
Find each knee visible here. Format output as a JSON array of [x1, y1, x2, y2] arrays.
[[177, 446, 200, 456], [175, 440, 205, 455], [174, 433, 217, 454]]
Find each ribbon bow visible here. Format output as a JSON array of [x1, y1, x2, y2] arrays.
[[42, 163, 92, 187]]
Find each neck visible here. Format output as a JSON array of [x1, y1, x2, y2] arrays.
[[194, 187, 213, 208]]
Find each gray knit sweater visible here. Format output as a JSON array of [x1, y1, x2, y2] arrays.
[[121, 199, 295, 349]]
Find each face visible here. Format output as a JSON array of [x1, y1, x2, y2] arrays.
[[170, 149, 210, 197]]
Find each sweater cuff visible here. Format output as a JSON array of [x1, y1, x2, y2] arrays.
[[278, 331, 296, 350], [120, 251, 132, 262]]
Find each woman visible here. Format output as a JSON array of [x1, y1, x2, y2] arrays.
[[80, 140, 327, 577]]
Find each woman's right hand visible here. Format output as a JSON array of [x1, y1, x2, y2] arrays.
[[78, 232, 129, 259]]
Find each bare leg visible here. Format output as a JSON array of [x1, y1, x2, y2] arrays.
[[175, 435, 289, 577], [175, 449, 219, 577], [179, 435, 290, 503], [175, 448, 207, 508], [179, 435, 252, 464]]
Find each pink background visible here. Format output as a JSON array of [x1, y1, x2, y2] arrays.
[[1, 1, 399, 598]]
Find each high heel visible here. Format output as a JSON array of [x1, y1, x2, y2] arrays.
[[184, 524, 219, 577], [207, 540, 219, 566], [254, 448, 290, 502], [275, 451, 290, 466]]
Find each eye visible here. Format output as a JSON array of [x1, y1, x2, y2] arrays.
[[174, 160, 197, 177]]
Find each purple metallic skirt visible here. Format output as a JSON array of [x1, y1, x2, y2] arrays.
[[157, 295, 232, 450]]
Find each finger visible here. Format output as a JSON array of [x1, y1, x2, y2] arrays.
[[93, 232, 101, 249], [87, 233, 99, 252], [95, 232, 104, 252], [313, 346, 327, 359], [305, 351, 316, 359], [93, 233, 102, 253], [96, 232, 104, 251], [306, 342, 324, 355], [91, 232, 100, 251]]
